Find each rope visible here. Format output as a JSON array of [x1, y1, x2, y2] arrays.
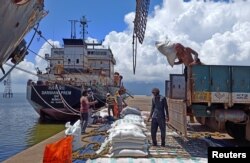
[[34, 27, 55, 48], [0, 23, 39, 82], [0, 63, 17, 82], [55, 84, 80, 114], [72, 128, 110, 160], [31, 85, 80, 116], [92, 93, 106, 104], [28, 48, 46, 60]]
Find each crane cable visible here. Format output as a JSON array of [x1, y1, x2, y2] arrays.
[[132, 32, 138, 75], [0, 23, 39, 82], [132, 0, 150, 74], [28, 48, 46, 60]]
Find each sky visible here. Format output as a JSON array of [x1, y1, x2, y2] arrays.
[[1, 0, 250, 95]]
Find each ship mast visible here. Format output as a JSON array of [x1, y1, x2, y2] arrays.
[[80, 16, 90, 40], [68, 20, 78, 39]]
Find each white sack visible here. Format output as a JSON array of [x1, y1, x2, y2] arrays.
[[155, 40, 176, 67]]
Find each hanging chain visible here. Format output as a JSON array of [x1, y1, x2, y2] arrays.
[[132, 0, 150, 74], [134, 0, 150, 44]]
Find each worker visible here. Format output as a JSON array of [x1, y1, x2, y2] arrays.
[[106, 93, 115, 117], [148, 88, 168, 147], [80, 90, 98, 134], [174, 43, 201, 122], [173, 43, 199, 66], [87, 88, 95, 125], [155, 40, 202, 68], [114, 90, 127, 118], [173, 43, 203, 82]]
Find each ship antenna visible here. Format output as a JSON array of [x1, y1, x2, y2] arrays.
[[80, 16, 91, 40], [68, 19, 78, 39]]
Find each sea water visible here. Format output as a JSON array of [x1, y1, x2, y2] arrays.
[[0, 93, 64, 162]]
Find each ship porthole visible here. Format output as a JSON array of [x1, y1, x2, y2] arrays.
[[15, 22, 20, 28], [12, 0, 30, 5]]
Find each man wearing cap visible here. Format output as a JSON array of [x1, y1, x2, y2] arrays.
[[148, 88, 169, 147]]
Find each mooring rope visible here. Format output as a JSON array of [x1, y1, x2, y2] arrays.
[[31, 84, 79, 116], [55, 84, 80, 114]]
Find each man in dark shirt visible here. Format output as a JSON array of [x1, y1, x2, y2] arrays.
[[148, 88, 169, 147]]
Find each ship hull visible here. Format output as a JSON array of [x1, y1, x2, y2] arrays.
[[0, 0, 46, 66], [26, 80, 119, 121]]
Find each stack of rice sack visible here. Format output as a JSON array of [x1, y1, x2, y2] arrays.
[[107, 106, 149, 157]]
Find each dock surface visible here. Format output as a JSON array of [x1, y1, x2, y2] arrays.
[[4, 95, 244, 163]]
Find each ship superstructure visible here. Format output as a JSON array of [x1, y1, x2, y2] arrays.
[[39, 38, 116, 87]]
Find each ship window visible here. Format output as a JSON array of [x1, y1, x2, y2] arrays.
[[76, 59, 79, 64], [88, 51, 94, 55], [58, 61, 60, 64], [68, 59, 71, 64], [100, 61, 102, 64]]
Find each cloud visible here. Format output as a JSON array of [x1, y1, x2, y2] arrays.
[[35, 40, 61, 72], [2, 0, 250, 93], [0, 40, 60, 93], [104, 0, 250, 83], [0, 59, 37, 92]]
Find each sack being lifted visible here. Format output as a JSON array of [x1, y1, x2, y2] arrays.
[[155, 40, 177, 67]]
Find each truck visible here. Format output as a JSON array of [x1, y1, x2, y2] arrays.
[[166, 64, 250, 141]]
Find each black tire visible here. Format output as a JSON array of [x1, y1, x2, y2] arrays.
[[225, 121, 246, 140]]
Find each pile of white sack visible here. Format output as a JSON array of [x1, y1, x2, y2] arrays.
[[102, 106, 150, 157]]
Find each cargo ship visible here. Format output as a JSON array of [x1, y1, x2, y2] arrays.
[[26, 17, 124, 121]]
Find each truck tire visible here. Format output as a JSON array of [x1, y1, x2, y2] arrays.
[[225, 121, 246, 140]]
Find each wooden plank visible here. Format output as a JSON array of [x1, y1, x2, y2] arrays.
[[167, 98, 187, 136]]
